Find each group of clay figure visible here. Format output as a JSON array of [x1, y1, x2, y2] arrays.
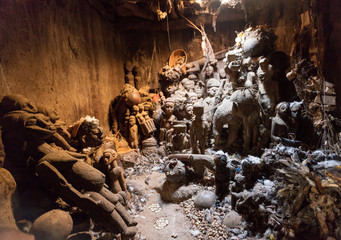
[[112, 43, 309, 159], [0, 94, 137, 238], [152, 54, 308, 156]]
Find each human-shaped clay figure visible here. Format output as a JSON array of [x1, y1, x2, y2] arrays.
[[214, 152, 230, 201], [190, 103, 208, 154], [271, 102, 296, 144], [128, 116, 139, 150], [181, 78, 195, 92], [184, 104, 194, 134], [124, 61, 135, 86], [194, 80, 205, 99], [135, 104, 146, 125], [159, 98, 177, 146], [135, 104, 156, 136], [95, 142, 130, 201], [185, 92, 198, 105], [133, 66, 143, 90], [171, 124, 189, 153], [257, 57, 279, 128], [203, 78, 220, 122], [0, 95, 137, 238]]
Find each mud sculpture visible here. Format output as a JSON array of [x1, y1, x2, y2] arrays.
[[159, 98, 177, 147], [124, 61, 135, 86], [186, 91, 199, 105], [128, 116, 139, 149], [270, 101, 298, 146], [171, 124, 189, 153], [213, 88, 259, 153], [181, 78, 195, 92], [194, 80, 206, 99], [257, 57, 279, 127], [110, 84, 141, 139], [214, 152, 230, 201], [94, 142, 130, 201], [0, 95, 137, 238], [203, 78, 220, 122], [135, 103, 156, 136], [190, 103, 208, 154], [167, 154, 215, 180], [159, 159, 198, 203]]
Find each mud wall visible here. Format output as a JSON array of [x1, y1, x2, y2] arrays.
[[0, 0, 309, 131], [0, 0, 127, 130]]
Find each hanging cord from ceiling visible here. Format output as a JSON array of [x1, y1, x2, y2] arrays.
[[166, 1, 172, 52]]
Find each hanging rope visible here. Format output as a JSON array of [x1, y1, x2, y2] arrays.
[[166, 3, 171, 52]]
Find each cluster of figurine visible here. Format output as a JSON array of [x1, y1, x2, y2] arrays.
[[112, 39, 310, 160], [0, 94, 137, 238]]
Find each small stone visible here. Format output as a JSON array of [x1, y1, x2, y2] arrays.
[[171, 233, 178, 238], [223, 211, 242, 228], [194, 191, 216, 209], [190, 229, 200, 237], [31, 209, 73, 240]]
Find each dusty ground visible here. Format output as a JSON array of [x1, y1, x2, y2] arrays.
[[127, 172, 195, 240]]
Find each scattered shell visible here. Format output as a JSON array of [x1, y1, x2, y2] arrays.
[[149, 203, 161, 213], [153, 218, 169, 230]]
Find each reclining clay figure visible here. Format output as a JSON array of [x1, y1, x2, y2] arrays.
[[0, 94, 137, 238]]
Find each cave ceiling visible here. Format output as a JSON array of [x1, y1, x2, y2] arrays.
[[88, 0, 246, 30]]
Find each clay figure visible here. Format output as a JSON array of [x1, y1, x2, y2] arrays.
[[214, 152, 230, 201], [94, 142, 130, 200], [181, 78, 195, 92], [128, 116, 139, 150], [159, 98, 177, 146], [203, 78, 220, 122], [0, 95, 137, 238], [124, 61, 135, 86], [190, 103, 208, 154], [110, 84, 141, 139], [257, 57, 279, 127], [185, 92, 198, 105], [171, 124, 189, 153], [194, 80, 205, 99], [270, 102, 296, 144], [213, 88, 259, 153]]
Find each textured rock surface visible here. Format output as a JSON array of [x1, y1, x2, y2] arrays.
[[31, 209, 73, 240], [0, 168, 17, 230], [223, 210, 242, 228], [194, 190, 216, 209]]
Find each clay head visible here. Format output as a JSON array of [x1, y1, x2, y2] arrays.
[[164, 159, 186, 183], [124, 61, 134, 73], [207, 78, 220, 97], [129, 116, 136, 125], [290, 101, 303, 119], [186, 92, 198, 104], [181, 78, 195, 92], [185, 104, 194, 118], [163, 98, 175, 116], [188, 74, 198, 81], [0, 94, 38, 115], [162, 81, 179, 97], [102, 148, 118, 166], [194, 81, 205, 99], [138, 104, 144, 112], [193, 102, 204, 117], [77, 116, 105, 148], [132, 105, 139, 115], [276, 102, 290, 118], [219, 69, 226, 79], [259, 57, 270, 70], [205, 65, 214, 77], [214, 152, 228, 166]]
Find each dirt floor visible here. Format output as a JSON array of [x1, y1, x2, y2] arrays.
[[127, 172, 196, 240]]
